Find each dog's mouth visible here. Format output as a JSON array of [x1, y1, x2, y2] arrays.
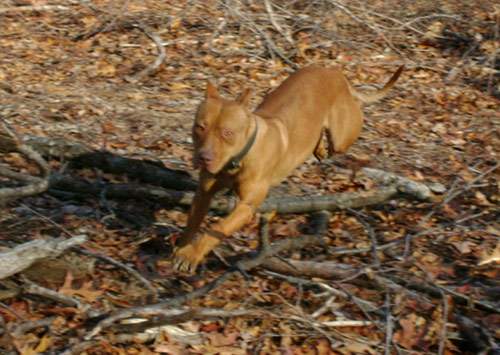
[[193, 154, 222, 175]]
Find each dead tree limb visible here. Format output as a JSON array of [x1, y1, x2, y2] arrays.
[[0, 236, 87, 280], [49, 174, 401, 213]]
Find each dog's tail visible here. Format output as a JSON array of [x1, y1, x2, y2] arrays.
[[351, 65, 404, 104]]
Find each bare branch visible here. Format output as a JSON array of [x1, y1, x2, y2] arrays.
[[23, 279, 89, 311], [128, 24, 167, 82], [0, 122, 50, 201], [263, 0, 294, 45]]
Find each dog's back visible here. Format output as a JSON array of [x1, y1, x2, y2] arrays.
[[253, 66, 360, 179]]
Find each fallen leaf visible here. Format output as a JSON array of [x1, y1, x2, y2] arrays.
[[206, 331, 239, 347], [478, 244, 500, 266], [338, 341, 377, 354], [59, 272, 103, 302], [393, 313, 426, 349]]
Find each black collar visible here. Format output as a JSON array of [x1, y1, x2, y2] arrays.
[[222, 118, 258, 174]]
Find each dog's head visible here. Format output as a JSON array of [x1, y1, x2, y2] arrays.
[[192, 82, 254, 175]]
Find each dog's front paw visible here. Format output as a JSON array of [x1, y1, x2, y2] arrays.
[[172, 244, 204, 274], [172, 234, 222, 274]]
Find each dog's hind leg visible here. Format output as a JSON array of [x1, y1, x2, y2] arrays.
[[326, 98, 364, 154], [313, 129, 328, 161]]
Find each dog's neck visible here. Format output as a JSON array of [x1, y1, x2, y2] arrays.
[[221, 115, 258, 174]]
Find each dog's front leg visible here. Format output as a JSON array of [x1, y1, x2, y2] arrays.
[[173, 172, 229, 265], [173, 182, 269, 273], [177, 185, 215, 247]]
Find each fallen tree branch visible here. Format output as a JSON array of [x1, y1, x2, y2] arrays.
[[0, 174, 48, 201], [259, 186, 400, 212], [0, 236, 87, 280], [49, 173, 192, 205], [49, 174, 402, 213]]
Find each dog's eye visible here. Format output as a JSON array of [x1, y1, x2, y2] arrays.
[[221, 128, 234, 139], [194, 123, 206, 132]]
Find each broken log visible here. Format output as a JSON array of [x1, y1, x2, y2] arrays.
[[0, 235, 87, 279]]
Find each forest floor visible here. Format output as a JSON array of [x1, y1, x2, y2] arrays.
[[0, 0, 498, 354]]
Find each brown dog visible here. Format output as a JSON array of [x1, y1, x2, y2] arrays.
[[173, 65, 404, 273]]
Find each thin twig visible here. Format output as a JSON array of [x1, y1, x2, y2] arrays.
[[321, 320, 374, 327], [263, 0, 294, 45], [327, 0, 400, 54], [10, 316, 56, 338], [348, 209, 380, 266], [0, 121, 50, 201], [262, 271, 380, 315], [76, 248, 158, 301], [438, 294, 449, 355], [23, 279, 89, 311], [224, 1, 297, 69], [404, 162, 499, 258], [0, 5, 69, 14], [384, 292, 393, 355], [129, 24, 167, 82], [487, 11, 499, 95]]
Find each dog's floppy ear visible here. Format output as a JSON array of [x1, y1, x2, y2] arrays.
[[237, 88, 252, 106], [205, 81, 220, 99]]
